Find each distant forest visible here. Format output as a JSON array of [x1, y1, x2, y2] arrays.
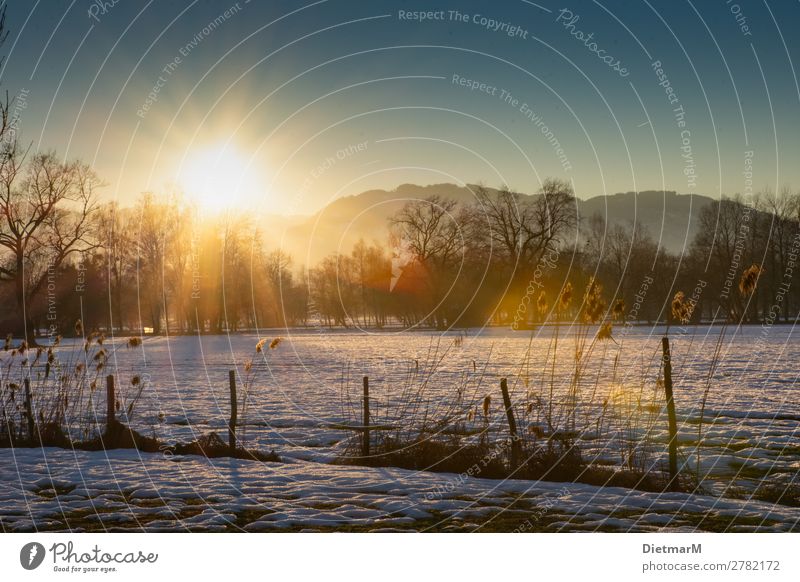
[[2, 137, 798, 338]]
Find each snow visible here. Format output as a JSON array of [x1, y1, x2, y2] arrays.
[[2, 324, 799, 531], [1, 447, 797, 532]]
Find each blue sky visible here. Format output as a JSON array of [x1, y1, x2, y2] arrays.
[[1, 0, 798, 213]]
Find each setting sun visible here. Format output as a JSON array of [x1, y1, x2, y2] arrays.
[[176, 143, 262, 212]]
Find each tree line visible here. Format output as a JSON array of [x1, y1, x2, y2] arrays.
[[4, 146, 800, 339]]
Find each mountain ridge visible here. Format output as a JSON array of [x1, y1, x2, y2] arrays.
[[261, 184, 714, 264]]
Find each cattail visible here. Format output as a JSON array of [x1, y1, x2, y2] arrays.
[[19, 340, 27, 354], [671, 291, 692, 324], [270, 337, 282, 349], [255, 338, 267, 353], [582, 277, 606, 323], [482, 395, 491, 420], [467, 409, 475, 422], [596, 322, 613, 340], [537, 291, 548, 316], [559, 282, 573, 311], [131, 375, 141, 386], [244, 360, 253, 372], [739, 264, 763, 297], [74, 319, 83, 336]]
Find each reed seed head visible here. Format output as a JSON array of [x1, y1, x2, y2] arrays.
[[597, 322, 614, 340], [536, 291, 548, 316], [739, 264, 763, 297], [559, 282, 573, 311]]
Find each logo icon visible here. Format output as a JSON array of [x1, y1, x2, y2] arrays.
[[20, 542, 46, 570]]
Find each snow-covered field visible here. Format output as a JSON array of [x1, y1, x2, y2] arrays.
[[2, 324, 799, 531], [1, 448, 797, 532]]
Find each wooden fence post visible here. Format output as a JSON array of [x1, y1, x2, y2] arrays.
[[362, 376, 370, 458], [661, 337, 679, 490], [106, 375, 116, 431], [500, 378, 520, 469], [23, 378, 34, 442], [229, 370, 238, 453]]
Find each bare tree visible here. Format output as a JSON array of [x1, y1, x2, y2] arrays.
[[0, 144, 101, 340], [473, 180, 576, 274], [391, 195, 466, 328]]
